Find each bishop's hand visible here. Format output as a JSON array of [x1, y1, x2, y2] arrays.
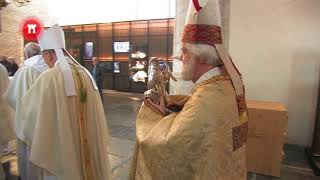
[[144, 57, 177, 116]]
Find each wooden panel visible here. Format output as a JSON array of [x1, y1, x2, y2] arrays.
[[168, 27, 174, 35], [169, 19, 175, 34], [149, 19, 168, 28], [114, 36, 129, 42], [131, 21, 148, 36], [83, 24, 96, 32], [98, 24, 112, 31], [114, 53, 129, 61], [68, 33, 82, 62], [83, 31, 96, 41], [115, 75, 130, 91], [70, 25, 82, 32], [114, 29, 129, 37], [131, 21, 148, 28], [83, 61, 93, 70], [130, 81, 147, 93], [62, 18, 174, 92], [311, 82, 320, 155], [131, 36, 148, 50], [168, 35, 173, 57], [149, 27, 168, 36], [98, 24, 113, 38], [168, 19, 174, 35], [100, 61, 114, 73], [312, 116, 320, 155], [69, 38, 82, 47], [98, 38, 112, 59], [149, 35, 168, 58], [98, 30, 112, 38], [103, 75, 113, 89], [247, 101, 287, 111], [149, 19, 168, 36], [114, 22, 130, 37], [118, 62, 129, 75], [246, 101, 288, 177], [69, 32, 82, 50], [69, 32, 82, 40]]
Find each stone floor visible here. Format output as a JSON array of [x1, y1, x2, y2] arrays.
[[105, 90, 319, 180], [1, 90, 319, 180], [105, 91, 319, 180], [103, 90, 142, 180]]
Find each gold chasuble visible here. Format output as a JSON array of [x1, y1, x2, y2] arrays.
[[129, 75, 248, 180], [130, 0, 249, 178]]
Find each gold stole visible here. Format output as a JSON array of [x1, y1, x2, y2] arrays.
[[71, 65, 96, 180]]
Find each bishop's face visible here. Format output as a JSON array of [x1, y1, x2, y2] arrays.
[[42, 51, 56, 68], [180, 44, 196, 81]]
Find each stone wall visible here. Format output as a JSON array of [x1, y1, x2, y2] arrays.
[[229, 0, 320, 146], [0, 0, 56, 64]]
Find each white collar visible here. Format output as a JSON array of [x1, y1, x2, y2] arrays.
[[24, 55, 42, 66], [194, 67, 224, 86], [24, 55, 49, 73]]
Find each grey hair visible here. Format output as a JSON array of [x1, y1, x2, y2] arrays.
[[185, 43, 223, 66], [24, 42, 41, 58]]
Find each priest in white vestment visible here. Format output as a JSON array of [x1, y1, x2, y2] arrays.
[[15, 24, 111, 180], [0, 64, 15, 180], [4, 42, 49, 180]]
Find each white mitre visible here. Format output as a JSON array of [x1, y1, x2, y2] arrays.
[[182, 0, 245, 100], [38, 24, 76, 96]]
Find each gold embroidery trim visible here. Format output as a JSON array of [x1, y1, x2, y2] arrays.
[[194, 75, 248, 119], [236, 95, 247, 114], [194, 75, 231, 92], [232, 122, 248, 151], [72, 65, 96, 180], [182, 24, 223, 46]]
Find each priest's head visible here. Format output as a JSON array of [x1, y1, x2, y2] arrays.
[[38, 24, 77, 96], [180, 0, 225, 83], [24, 42, 41, 59], [180, 0, 244, 99], [38, 24, 67, 68], [41, 49, 57, 68], [180, 43, 222, 82]]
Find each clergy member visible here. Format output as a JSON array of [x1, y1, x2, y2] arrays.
[[0, 64, 15, 180], [15, 24, 111, 180], [4, 42, 49, 180], [129, 0, 248, 179], [92, 57, 104, 100]]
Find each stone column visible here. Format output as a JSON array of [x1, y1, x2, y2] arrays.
[[169, 0, 193, 95], [170, 0, 230, 95], [220, 0, 230, 49]]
